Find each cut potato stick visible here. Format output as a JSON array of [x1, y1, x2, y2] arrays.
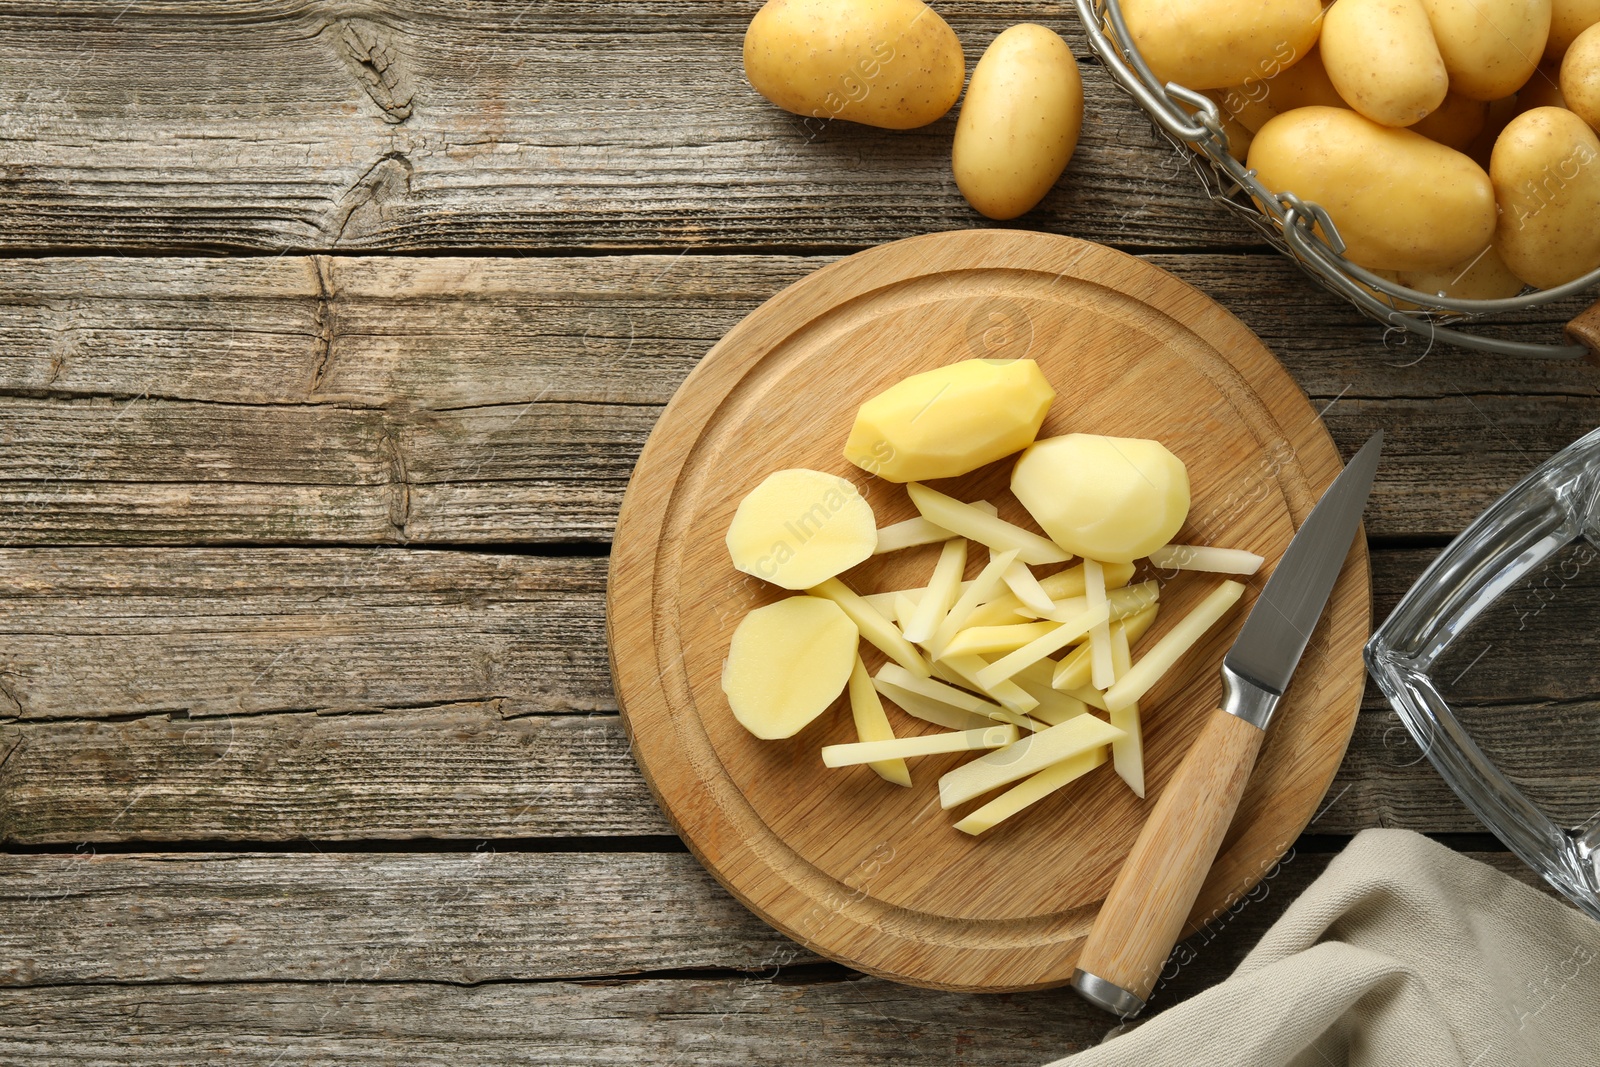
[[861, 589, 899, 616], [936, 654, 1042, 723], [872, 516, 955, 555], [1084, 558, 1116, 691], [1107, 621, 1145, 798], [1010, 675, 1090, 726], [875, 680, 992, 731], [892, 592, 918, 629], [1038, 581, 1160, 624], [975, 602, 1110, 690], [1038, 560, 1136, 602], [1148, 544, 1265, 575], [963, 598, 1034, 629], [938, 714, 1126, 808], [876, 663, 1019, 725], [1063, 683, 1109, 711], [1104, 580, 1246, 712], [902, 537, 966, 643], [1052, 642, 1094, 691], [809, 578, 931, 678], [907, 483, 1069, 565], [847, 657, 912, 787], [941, 621, 1059, 658], [929, 549, 1018, 657], [1054, 604, 1158, 696], [822, 724, 1019, 767], [953, 747, 1109, 834], [1001, 556, 1056, 615]]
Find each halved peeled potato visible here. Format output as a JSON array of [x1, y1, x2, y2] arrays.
[[726, 468, 877, 589], [1011, 434, 1190, 563], [722, 596, 858, 739], [844, 359, 1054, 482]]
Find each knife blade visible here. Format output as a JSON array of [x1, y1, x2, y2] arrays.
[[1071, 431, 1382, 1017]]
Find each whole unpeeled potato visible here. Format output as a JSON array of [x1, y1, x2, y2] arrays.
[[1119, 0, 1324, 91], [742, 0, 964, 129], [952, 24, 1084, 220], [1562, 23, 1600, 131], [1418, 0, 1551, 100], [1400, 243, 1525, 299], [1248, 106, 1496, 271], [1546, 0, 1600, 63], [1492, 106, 1600, 288], [1412, 91, 1490, 149], [1321, 0, 1448, 126]]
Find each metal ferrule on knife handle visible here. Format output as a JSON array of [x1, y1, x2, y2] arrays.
[[1220, 663, 1280, 731]]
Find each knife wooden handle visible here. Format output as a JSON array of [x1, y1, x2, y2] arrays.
[[1073, 707, 1265, 1013]]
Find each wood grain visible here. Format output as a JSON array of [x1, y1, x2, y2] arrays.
[[1, 255, 1593, 545], [610, 230, 1368, 990], [0, 848, 1554, 990], [0, 2, 1253, 254], [7, 544, 1597, 844]]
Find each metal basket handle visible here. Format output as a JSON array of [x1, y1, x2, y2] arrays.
[[1072, 0, 1600, 360]]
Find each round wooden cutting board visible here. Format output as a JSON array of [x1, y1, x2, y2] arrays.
[[607, 230, 1369, 993]]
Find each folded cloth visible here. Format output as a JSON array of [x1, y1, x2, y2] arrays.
[[1048, 829, 1600, 1067]]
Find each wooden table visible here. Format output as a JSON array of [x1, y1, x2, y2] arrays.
[[1, 3, 1595, 1061]]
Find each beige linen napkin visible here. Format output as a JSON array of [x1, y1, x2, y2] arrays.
[[1049, 829, 1600, 1067]]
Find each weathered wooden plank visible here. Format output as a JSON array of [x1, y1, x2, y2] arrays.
[[0, 851, 815, 986], [0, 977, 1117, 1065], [0, 548, 611, 722], [2, 255, 1595, 545], [0, 849, 1551, 997], [3, 545, 1596, 842], [0, 1, 1257, 253]]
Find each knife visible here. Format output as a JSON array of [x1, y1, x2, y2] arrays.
[[1071, 431, 1383, 1017]]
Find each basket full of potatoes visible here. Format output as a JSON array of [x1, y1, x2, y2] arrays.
[[1078, 0, 1600, 357]]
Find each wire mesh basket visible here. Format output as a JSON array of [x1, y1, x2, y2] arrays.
[[1072, 0, 1600, 359]]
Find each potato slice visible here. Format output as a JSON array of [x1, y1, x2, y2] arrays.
[[844, 359, 1054, 482], [847, 657, 911, 787], [1104, 581, 1245, 711], [1011, 434, 1190, 563], [906, 483, 1070, 565], [722, 596, 858, 739], [727, 469, 877, 589], [822, 724, 1019, 767], [953, 747, 1108, 834], [808, 578, 930, 678], [938, 714, 1126, 808]]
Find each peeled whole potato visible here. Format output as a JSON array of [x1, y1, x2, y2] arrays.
[[1248, 107, 1496, 271], [844, 359, 1055, 482], [1419, 0, 1551, 100], [722, 596, 858, 739], [1412, 91, 1491, 149], [742, 0, 964, 129], [1563, 23, 1600, 131], [1119, 0, 1323, 91], [1491, 106, 1600, 288], [952, 24, 1084, 220], [1399, 243, 1526, 299], [1322, 0, 1449, 126], [1010, 434, 1190, 564], [726, 468, 878, 589], [1546, 0, 1600, 63]]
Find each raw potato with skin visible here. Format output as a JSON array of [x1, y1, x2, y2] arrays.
[[1118, 0, 1324, 91], [1411, 92, 1489, 150], [1491, 107, 1600, 289], [953, 24, 1084, 220], [1321, 0, 1449, 127], [1545, 0, 1600, 63], [1418, 0, 1552, 100], [1400, 244, 1525, 299], [1563, 23, 1600, 132], [742, 0, 964, 129], [1247, 106, 1496, 271]]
